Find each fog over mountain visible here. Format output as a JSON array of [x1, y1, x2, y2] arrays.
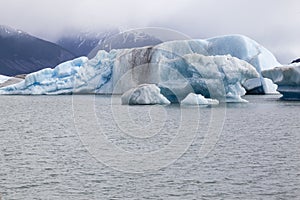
[[56, 29, 119, 57], [0, 0, 299, 63]]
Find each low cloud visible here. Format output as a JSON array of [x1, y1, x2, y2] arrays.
[[1, 0, 299, 63]]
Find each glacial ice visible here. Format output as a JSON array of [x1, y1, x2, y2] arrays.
[[0, 55, 113, 94], [181, 93, 219, 105], [0, 35, 278, 101], [262, 64, 300, 100], [157, 54, 259, 102], [121, 84, 170, 105], [151, 35, 280, 93]]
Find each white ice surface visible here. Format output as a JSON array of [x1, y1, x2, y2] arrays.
[[0, 75, 10, 84], [181, 93, 219, 105], [121, 84, 170, 105]]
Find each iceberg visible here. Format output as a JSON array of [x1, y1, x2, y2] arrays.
[[151, 35, 280, 94], [0, 34, 277, 100], [0, 55, 114, 94], [181, 93, 219, 105], [157, 54, 259, 102], [121, 84, 170, 105], [262, 64, 300, 100], [0, 75, 24, 88]]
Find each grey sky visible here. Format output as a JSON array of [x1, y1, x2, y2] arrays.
[[1, 0, 299, 63]]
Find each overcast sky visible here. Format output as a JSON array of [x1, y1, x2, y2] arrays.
[[1, 0, 299, 63]]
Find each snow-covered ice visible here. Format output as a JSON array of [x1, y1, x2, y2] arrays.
[[0, 75, 10, 84], [262, 63, 300, 100], [181, 93, 219, 105], [121, 84, 170, 105]]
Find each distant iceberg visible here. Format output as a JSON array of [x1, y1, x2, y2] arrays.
[[181, 93, 219, 105], [0, 35, 280, 101], [0, 75, 10, 84], [262, 64, 300, 100], [0, 75, 24, 88]]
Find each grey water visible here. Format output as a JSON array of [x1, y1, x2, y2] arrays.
[[0, 95, 300, 199]]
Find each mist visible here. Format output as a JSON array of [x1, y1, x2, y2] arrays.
[[1, 0, 299, 63]]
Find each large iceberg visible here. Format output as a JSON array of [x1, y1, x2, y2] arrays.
[[262, 64, 300, 100], [0, 35, 278, 100], [0, 52, 258, 102], [121, 84, 170, 105]]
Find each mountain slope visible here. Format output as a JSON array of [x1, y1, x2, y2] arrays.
[[88, 30, 163, 58], [57, 29, 163, 58], [0, 25, 75, 76], [56, 29, 119, 57], [291, 58, 300, 63]]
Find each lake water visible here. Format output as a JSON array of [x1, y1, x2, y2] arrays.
[[0, 95, 300, 199]]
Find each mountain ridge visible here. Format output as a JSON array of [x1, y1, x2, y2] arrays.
[[0, 25, 75, 76]]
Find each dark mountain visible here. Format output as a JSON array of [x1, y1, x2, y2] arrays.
[[291, 58, 300, 64], [0, 25, 75, 76], [56, 29, 119, 57]]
